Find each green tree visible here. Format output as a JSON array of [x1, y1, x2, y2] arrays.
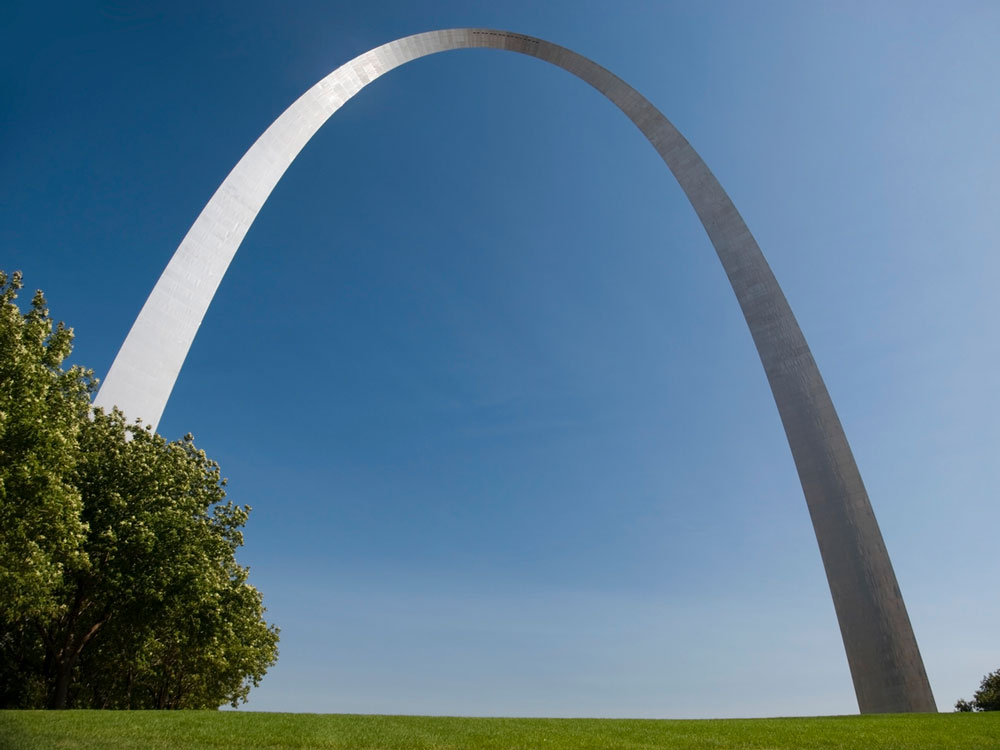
[[955, 669, 1000, 712], [0, 271, 278, 709], [0, 271, 92, 626]]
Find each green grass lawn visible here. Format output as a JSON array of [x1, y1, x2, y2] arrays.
[[1, 710, 997, 750]]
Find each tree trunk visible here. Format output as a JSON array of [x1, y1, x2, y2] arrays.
[[46, 613, 107, 709], [51, 664, 72, 709]]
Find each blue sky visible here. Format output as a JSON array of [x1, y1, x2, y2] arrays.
[[3, 0, 998, 718]]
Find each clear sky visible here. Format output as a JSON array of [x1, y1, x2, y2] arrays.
[[3, 0, 998, 718]]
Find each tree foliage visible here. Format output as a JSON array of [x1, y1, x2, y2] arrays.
[[955, 669, 1000, 712], [0, 271, 278, 708], [0, 271, 93, 626]]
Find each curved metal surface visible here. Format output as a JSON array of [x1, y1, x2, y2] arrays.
[[93, 28, 935, 713]]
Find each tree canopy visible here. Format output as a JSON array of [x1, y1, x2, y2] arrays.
[[955, 669, 1000, 712], [0, 270, 278, 708]]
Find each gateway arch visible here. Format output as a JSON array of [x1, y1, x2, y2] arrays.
[[93, 28, 936, 714]]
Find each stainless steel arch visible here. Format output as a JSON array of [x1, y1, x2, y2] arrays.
[[93, 28, 936, 714]]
